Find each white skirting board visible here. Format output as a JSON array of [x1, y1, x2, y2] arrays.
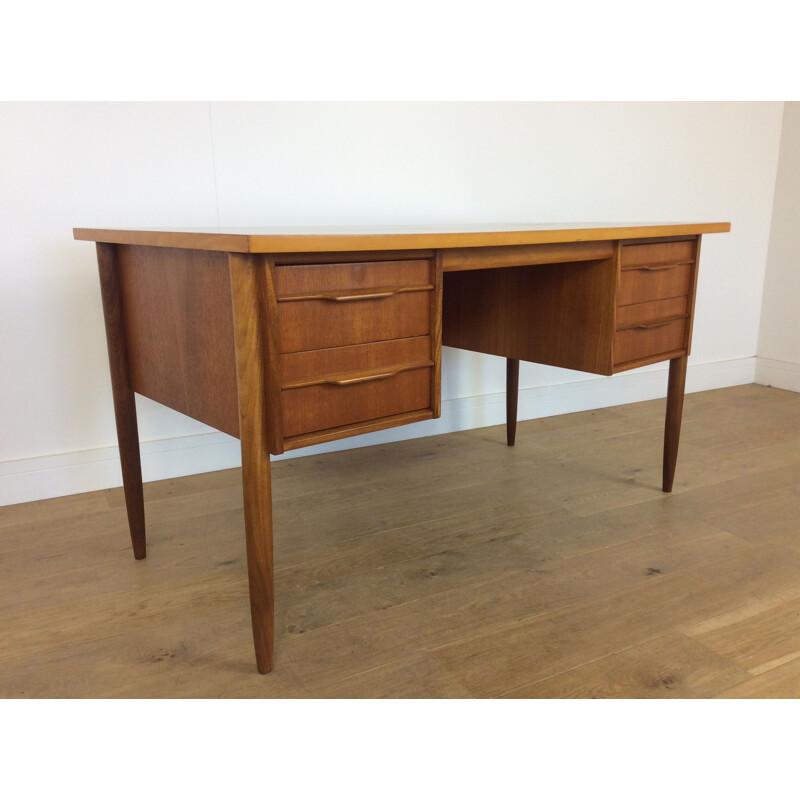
[[754, 357, 800, 394], [0, 356, 759, 507]]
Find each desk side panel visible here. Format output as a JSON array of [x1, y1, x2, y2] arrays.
[[117, 245, 240, 437], [442, 258, 616, 375]]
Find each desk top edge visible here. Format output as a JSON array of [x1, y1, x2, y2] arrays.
[[73, 222, 731, 253]]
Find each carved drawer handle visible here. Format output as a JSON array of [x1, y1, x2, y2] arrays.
[[278, 285, 433, 303], [283, 360, 434, 390], [635, 320, 675, 330], [324, 291, 398, 302], [635, 264, 678, 272], [328, 370, 401, 385]]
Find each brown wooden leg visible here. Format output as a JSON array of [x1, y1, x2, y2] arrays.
[[506, 358, 519, 446], [96, 243, 146, 559], [229, 253, 274, 674], [663, 355, 688, 493]]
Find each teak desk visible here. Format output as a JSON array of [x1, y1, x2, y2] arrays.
[[74, 223, 730, 673]]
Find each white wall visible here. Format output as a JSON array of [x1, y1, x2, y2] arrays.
[[0, 102, 785, 505], [756, 102, 800, 391]]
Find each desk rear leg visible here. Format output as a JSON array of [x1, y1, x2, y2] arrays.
[[506, 358, 519, 446], [96, 243, 147, 559]]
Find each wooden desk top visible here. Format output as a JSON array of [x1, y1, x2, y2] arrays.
[[74, 222, 731, 254]]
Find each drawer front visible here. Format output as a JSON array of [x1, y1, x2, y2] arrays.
[[278, 290, 431, 353], [281, 337, 431, 387], [275, 259, 432, 297], [616, 296, 688, 328], [621, 240, 695, 267], [618, 262, 692, 306], [615, 318, 687, 366], [282, 364, 432, 438]]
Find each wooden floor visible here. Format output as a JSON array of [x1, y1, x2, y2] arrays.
[[3, 383, 800, 698]]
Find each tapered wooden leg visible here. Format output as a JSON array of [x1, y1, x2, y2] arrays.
[[229, 253, 274, 674], [96, 243, 146, 559], [506, 358, 519, 446], [663, 355, 688, 493]]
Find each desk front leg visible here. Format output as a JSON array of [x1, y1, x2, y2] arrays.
[[96, 243, 147, 560], [229, 253, 275, 674], [663, 355, 688, 493]]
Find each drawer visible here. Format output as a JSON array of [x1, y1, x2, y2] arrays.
[[616, 296, 688, 328], [280, 337, 431, 387], [275, 258, 434, 353], [278, 289, 431, 352], [621, 239, 695, 267], [281, 363, 432, 438], [614, 317, 687, 366], [618, 262, 692, 306], [275, 259, 433, 297]]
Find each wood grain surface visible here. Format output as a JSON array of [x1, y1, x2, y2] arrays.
[[96, 243, 147, 559], [443, 259, 617, 374], [229, 253, 276, 673], [117, 244, 240, 437], [3, 384, 800, 698], [73, 222, 731, 253]]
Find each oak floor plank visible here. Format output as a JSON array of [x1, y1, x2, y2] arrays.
[[704, 492, 800, 554], [102, 466, 243, 508], [274, 500, 570, 582], [0, 604, 315, 699], [248, 523, 750, 692], [690, 595, 800, 676], [309, 526, 751, 658], [0, 489, 110, 530], [2, 384, 800, 697], [307, 653, 476, 699], [713, 657, 800, 699], [500, 632, 752, 699], [429, 544, 800, 697]]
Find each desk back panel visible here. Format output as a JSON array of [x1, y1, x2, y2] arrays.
[[442, 257, 618, 375]]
